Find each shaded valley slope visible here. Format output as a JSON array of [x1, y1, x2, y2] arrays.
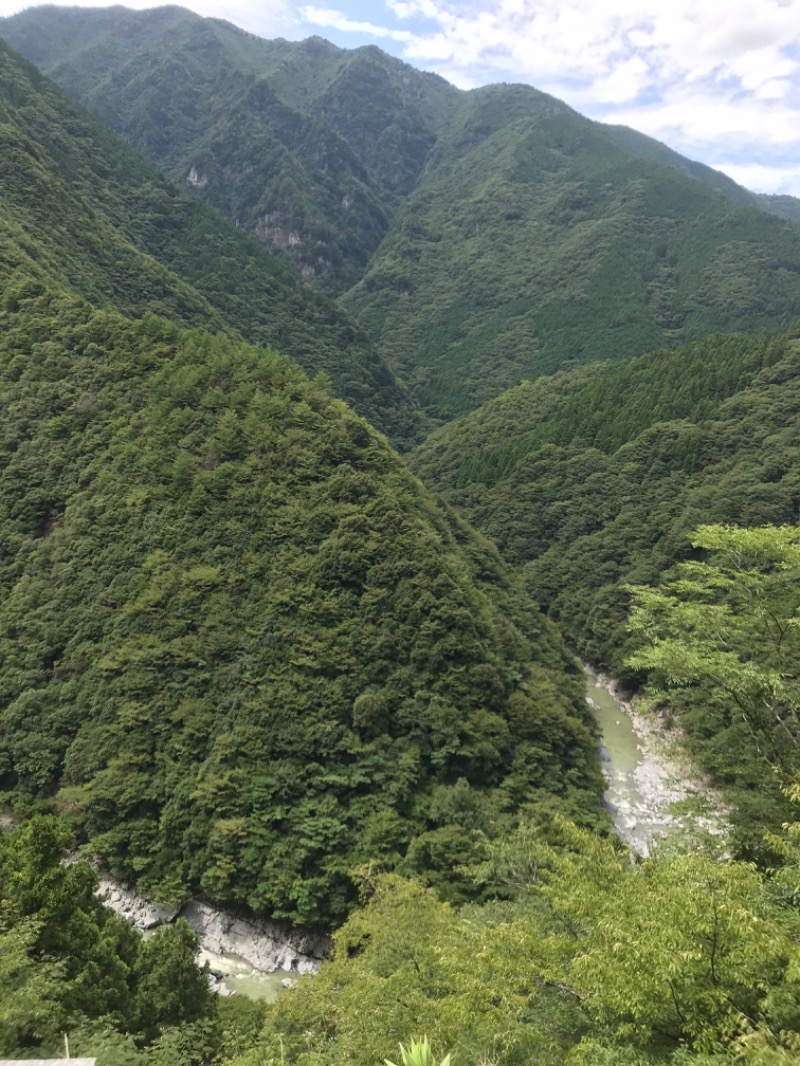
[[412, 329, 800, 845], [0, 40, 602, 926], [6, 6, 800, 422], [0, 37, 420, 445]]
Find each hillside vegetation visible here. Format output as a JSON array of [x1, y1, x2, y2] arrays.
[[0, 275, 604, 924], [0, 4, 456, 296], [0, 37, 421, 445], [0, 37, 608, 924], [412, 329, 800, 843], [7, 7, 800, 421], [346, 98, 800, 418], [1, 15, 800, 1066]]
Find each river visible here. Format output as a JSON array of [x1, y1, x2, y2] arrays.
[[99, 877, 327, 1002], [196, 948, 290, 1002], [585, 665, 727, 854], [97, 666, 725, 1001]]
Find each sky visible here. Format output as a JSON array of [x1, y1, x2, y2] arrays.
[[3, 0, 800, 196]]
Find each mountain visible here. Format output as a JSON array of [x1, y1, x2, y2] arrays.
[[345, 97, 800, 418], [754, 193, 800, 223], [411, 327, 800, 845], [411, 326, 800, 669], [6, 7, 800, 424], [604, 125, 800, 224], [0, 38, 602, 925], [0, 4, 456, 297], [0, 36, 421, 445]]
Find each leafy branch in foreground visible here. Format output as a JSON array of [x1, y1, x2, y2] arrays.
[[386, 1036, 452, 1066], [626, 524, 800, 776]]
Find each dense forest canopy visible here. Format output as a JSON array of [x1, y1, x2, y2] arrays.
[[1, 14, 800, 1066], [0, 278, 601, 925], [0, 4, 457, 297], [0, 37, 421, 445], [412, 330, 800, 846], [7, 7, 800, 422]]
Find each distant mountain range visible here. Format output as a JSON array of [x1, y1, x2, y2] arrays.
[[5, 4, 800, 421], [0, 32, 605, 923]]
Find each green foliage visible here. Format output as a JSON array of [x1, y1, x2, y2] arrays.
[[626, 524, 800, 855], [627, 524, 800, 772], [7, 8, 800, 422], [412, 332, 800, 844], [0, 916, 62, 1054], [0, 5, 454, 298], [251, 815, 800, 1066], [386, 1036, 451, 1066], [0, 281, 600, 924], [0, 37, 420, 444], [0, 816, 218, 1060], [133, 921, 213, 1042], [345, 92, 800, 419]]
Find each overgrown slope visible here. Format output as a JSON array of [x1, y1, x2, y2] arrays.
[[0, 4, 456, 296], [346, 91, 800, 418], [9, 7, 800, 423], [0, 279, 600, 924], [412, 330, 800, 841], [0, 37, 421, 445], [0, 36, 603, 923], [412, 329, 800, 667]]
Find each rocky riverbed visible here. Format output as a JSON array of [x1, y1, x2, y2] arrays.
[[98, 874, 330, 998], [585, 665, 728, 855]]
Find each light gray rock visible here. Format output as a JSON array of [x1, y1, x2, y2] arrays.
[[96, 876, 181, 930], [95, 872, 330, 985], [181, 901, 328, 975]]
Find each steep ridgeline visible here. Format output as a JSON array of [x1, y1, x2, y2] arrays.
[[412, 329, 800, 669], [0, 4, 457, 296], [345, 95, 800, 418], [0, 39, 421, 445], [8, 9, 800, 423], [604, 124, 800, 223], [0, 38, 602, 925], [0, 279, 601, 926], [411, 330, 800, 844]]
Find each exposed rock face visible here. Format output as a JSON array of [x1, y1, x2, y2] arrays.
[[96, 873, 330, 976], [181, 900, 329, 975], [186, 165, 208, 188], [99, 877, 182, 929]]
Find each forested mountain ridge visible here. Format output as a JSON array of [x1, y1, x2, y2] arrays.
[[0, 4, 456, 296], [0, 38, 604, 926], [2, 15, 800, 1066], [0, 37, 422, 445], [412, 328, 800, 847], [7, 6, 800, 422], [345, 103, 800, 418], [0, 282, 601, 926]]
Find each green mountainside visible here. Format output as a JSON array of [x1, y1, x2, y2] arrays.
[[602, 124, 761, 206], [346, 102, 800, 418], [412, 329, 800, 842], [6, 6, 800, 423], [0, 4, 455, 296], [754, 192, 800, 222], [2, 15, 800, 1066], [0, 40, 601, 925], [0, 38, 421, 445], [604, 126, 800, 223]]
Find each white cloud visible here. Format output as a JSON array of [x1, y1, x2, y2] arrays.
[[715, 162, 800, 195], [298, 5, 414, 40], [298, 0, 800, 194]]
